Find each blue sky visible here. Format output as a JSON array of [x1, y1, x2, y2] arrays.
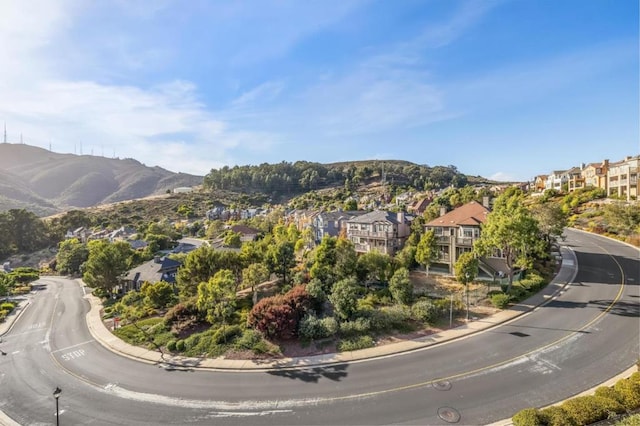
[[0, 0, 637, 181]]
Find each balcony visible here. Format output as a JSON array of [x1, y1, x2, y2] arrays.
[[348, 229, 396, 238], [436, 235, 450, 243], [456, 237, 475, 246]]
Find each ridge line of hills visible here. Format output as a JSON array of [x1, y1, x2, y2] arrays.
[[0, 143, 501, 217], [0, 143, 203, 216]]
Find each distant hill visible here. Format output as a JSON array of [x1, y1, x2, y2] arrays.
[[0, 144, 203, 216]]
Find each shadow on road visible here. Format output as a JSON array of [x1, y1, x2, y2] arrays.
[[266, 364, 349, 383]]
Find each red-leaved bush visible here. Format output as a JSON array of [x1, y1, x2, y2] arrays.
[[247, 285, 312, 339]]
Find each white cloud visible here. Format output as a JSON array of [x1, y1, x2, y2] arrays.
[[488, 172, 519, 182], [0, 0, 280, 175]]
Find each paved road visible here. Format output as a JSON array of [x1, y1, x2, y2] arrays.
[[0, 229, 638, 425]]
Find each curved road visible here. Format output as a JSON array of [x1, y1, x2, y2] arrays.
[[0, 229, 638, 425]]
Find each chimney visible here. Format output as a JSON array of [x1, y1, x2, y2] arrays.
[[154, 255, 161, 264], [397, 211, 405, 224], [439, 206, 447, 217], [482, 196, 490, 209]]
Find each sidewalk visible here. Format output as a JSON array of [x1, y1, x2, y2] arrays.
[[84, 245, 579, 371]]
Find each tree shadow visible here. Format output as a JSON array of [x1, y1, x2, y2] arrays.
[[589, 299, 640, 317], [266, 363, 349, 383], [158, 355, 203, 372]]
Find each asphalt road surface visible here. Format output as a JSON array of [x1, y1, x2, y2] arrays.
[[0, 229, 638, 425]]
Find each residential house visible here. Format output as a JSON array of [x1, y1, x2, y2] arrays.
[[108, 226, 137, 242], [425, 201, 490, 274], [127, 240, 149, 251], [286, 209, 319, 232], [346, 211, 411, 256], [408, 197, 432, 216], [545, 170, 570, 191], [312, 210, 366, 243], [66, 227, 90, 243], [567, 166, 586, 192], [581, 160, 609, 192], [122, 256, 182, 292], [205, 206, 225, 221], [229, 224, 262, 242], [533, 175, 548, 192], [607, 155, 639, 201], [171, 242, 197, 254]]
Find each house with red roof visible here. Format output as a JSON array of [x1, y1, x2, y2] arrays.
[[425, 200, 500, 275]]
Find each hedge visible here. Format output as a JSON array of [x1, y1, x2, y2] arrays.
[[513, 366, 640, 426]]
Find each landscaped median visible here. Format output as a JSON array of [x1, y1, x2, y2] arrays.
[[512, 363, 640, 426]]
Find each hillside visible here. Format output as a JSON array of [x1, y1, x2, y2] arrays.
[[0, 143, 203, 216]]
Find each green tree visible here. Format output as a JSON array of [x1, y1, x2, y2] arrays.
[[176, 246, 219, 298], [310, 236, 337, 287], [474, 188, 543, 292], [389, 267, 413, 305], [0, 273, 12, 299], [335, 237, 358, 280], [356, 251, 394, 284], [530, 201, 567, 243], [328, 277, 359, 321], [267, 241, 296, 284], [242, 263, 270, 305], [455, 251, 479, 284], [83, 240, 133, 295], [343, 199, 358, 211], [142, 281, 177, 309], [223, 231, 242, 248], [415, 229, 438, 276], [455, 252, 479, 320], [56, 238, 89, 275], [197, 269, 237, 331], [603, 202, 640, 237]]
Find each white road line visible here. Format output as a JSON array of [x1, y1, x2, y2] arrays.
[[51, 339, 94, 354]]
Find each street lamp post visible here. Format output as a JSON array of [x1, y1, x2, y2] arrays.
[[53, 387, 62, 426], [465, 273, 470, 322]]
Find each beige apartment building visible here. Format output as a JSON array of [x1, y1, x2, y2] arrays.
[[607, 155, 639, 201]]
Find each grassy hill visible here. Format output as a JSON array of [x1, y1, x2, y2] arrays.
[[0, 143, 203, 215]]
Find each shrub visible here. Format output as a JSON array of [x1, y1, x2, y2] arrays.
[[337, 335, 375, 352], [164, 297, 200, 325], [247, 285, 312, 339], [0, 302, 15, 312], [511, 407, 543, 426], [233, 329, 281, 355], [561, 395, 619, 425], [339, 317, 371, 337], [508, 285, 528, 300], [12, 286, 31, 295], [519, 273, 546, 292], [375, 305, 412, 332], [213, 325, 242, 344], [491, 293, 511, 309], [614, 377, 640, 410], [166, 339, 177, 351], [175, 339, 185, 351], [299, 314, 337, 340], [595, 386, 624, 405], [539, 406, 576, 426], [411, 299, 440, 323]]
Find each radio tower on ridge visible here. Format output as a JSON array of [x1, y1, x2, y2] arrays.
[[3, 122, 6, 143]]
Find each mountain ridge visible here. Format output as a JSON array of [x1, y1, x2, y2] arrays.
[[0, 143, 203, 216]]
